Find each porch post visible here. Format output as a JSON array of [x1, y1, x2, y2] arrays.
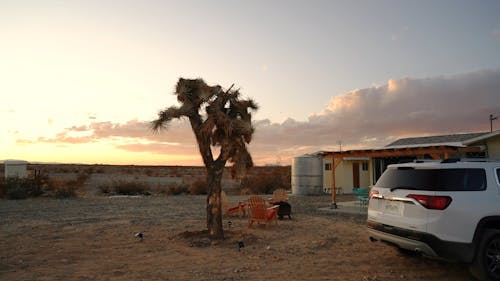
[[331, 154, 337, 208]]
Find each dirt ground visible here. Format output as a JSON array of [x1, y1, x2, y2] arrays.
[[0, 194, 475, 281]]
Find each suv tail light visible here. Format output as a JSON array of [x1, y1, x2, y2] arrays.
[[406, 194, 452, 210], [369, 190, 379, 199]]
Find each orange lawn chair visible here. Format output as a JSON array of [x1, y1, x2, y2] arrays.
[[221, 190, 246, 218], [247, 195, 279, 227]]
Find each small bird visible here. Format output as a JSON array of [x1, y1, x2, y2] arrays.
[[134, 232, 144, 241], [228, 221, 232, 229]]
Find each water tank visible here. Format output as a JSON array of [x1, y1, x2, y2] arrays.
[[292, 154, 323, 195]]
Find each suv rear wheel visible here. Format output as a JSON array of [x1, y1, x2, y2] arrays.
[[470, 229, 500, 281]]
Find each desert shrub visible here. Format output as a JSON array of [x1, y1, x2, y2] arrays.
[[189, 178, 207, 195], [95, 167, 105, 173], [99, 180, 150, 195], [170, 168, 182, 177], [166, 182, 189, 195], [144, 169, 155, 177], [0, 179, 4, 198], [75, 172, 90, 185], [0, 178, 43, 199], [98, 184, 113, 194], [115, 181, 149, 195], [123, 168, 135, 175], [241, 171, 289, 194], [46, 179, 78, 198], [54, 186, 77, 198], [54, 184, 77, 198], [153, 184, 170, 195]]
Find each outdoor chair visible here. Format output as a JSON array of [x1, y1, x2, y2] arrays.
[[353, 187, 370, 209], [221, 191, 246, 218], [247, 195, 279, 227]]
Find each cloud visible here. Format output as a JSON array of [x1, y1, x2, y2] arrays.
[[492, 29, 500, 38], [18, 69, 500, 165], [309, 69, 500, 144], [26, 119, 195, 144], [253, 69, 500, 163]]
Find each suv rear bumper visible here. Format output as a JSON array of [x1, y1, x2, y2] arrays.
[[368, 228, 438, 256], [367, 220, 475, 262]]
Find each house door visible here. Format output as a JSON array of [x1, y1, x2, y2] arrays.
[[352, 162, 360, 188]]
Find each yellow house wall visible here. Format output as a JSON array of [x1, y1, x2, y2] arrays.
[[322, 158, 371, 194], [359, 162, 371, 188], [335, 161, 353, 192], [487, 135, 500, 158]]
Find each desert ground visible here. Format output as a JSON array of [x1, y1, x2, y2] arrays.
[[0, 194, 475, 281]]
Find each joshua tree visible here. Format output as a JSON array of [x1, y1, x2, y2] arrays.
[[152, 78, 258, 239]]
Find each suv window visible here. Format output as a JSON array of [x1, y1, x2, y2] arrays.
[[375, 168, 486, 191], [497, 168, 500, 185]]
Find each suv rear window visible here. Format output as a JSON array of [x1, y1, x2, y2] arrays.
[[375, 168, 486, 191]]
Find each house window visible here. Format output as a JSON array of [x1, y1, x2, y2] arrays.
[[325, 163, 332, 171], [362, 161, 368, 171]]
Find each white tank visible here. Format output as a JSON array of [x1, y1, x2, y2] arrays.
[[4, 160, 28, 179], [292, 155, 323, 195]]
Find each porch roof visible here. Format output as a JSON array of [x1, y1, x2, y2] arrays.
[[319, 145, 481, 159]]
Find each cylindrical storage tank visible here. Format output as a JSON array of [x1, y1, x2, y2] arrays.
[[292, 154, 323, 195]]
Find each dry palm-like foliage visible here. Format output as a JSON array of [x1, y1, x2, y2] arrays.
[[151, 78, 258, 176]]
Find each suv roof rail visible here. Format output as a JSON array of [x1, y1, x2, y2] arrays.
[[441, 158, 461, 163], [413, 159, 440, 163], [441, 158, 500, 163]]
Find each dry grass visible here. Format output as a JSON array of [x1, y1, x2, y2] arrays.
[[0, 195, 474, 281]]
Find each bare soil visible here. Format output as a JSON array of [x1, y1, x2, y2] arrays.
[[0, 195, 474, 281]]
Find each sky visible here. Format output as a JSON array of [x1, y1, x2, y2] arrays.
[[1, 0, 500, 166]]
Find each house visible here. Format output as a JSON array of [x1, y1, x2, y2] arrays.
[[320, 130, 500, 195]]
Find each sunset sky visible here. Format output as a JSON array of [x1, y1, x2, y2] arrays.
[[2, 0, 500, 166]]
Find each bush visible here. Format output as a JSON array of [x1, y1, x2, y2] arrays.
[[46, 179, 78, 198], [166, 182, 189, 195], [241, 171, 289, 194], [98, 183, 110, 194], [152, 184, 169, 195], [115, 181, 149, 195], [144, 169, 155, 177], [0, 178, 43, 199], [189, 178, 207, 195], [76, 172, 90, 184], [98, 180, 150, 196]]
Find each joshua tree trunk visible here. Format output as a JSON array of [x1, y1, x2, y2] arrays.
[[192, 118, 226, 240], [206, 164, 224, 239]]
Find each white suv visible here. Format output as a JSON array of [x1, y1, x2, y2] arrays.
[[367, 159, 500, 281]]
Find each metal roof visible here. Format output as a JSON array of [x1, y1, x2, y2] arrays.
[[4, 160, 29, 165], [385, 132, 488, 148], [462, 130, 500, 145]]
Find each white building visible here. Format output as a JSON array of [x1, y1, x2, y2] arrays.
[[4, 160, 29, 178]]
